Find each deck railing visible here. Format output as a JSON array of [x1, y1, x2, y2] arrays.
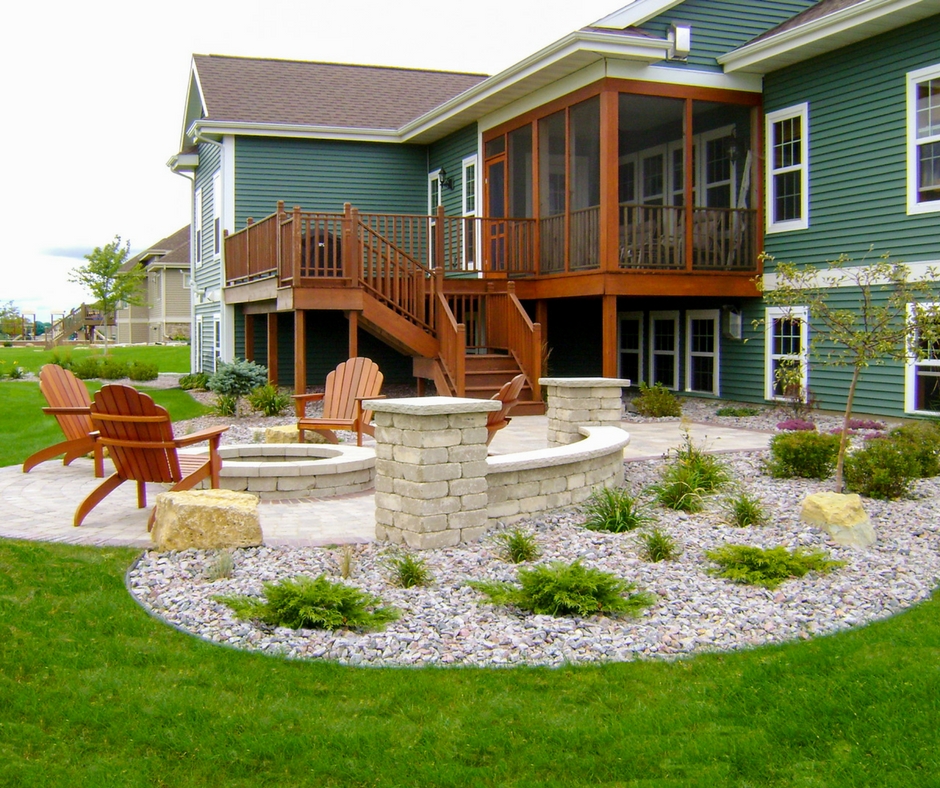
[[223, 212, 280, 285], [435, 286, 465, 397]]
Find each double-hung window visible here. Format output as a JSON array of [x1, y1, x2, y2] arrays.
[[650, 311, 679, 390], [765, 306, 808, 400], [686, 310, 719, 395], [907, 64, 940, 214], [907, 303, 940, 414], [765, 104, 809, 232], [194, 187, 203, 266]]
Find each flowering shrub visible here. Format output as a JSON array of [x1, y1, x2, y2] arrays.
[[776, 418, 816, 432]]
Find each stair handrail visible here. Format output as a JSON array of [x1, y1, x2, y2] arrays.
[[434, 269, 465, 397], [505, 283, 542, 403]]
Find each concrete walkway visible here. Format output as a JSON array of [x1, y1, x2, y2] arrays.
[[0, 418, 771, 549]]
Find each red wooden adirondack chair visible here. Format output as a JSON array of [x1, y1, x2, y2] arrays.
[[486, 373, 526, 446], [23, 364, 104, 477], [293, 357, 384, 447], [73, 384, 227, 528]]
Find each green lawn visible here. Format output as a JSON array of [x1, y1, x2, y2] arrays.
[[0, 343, 191, 374], [0, 382, 211, 468], [0, 537, 938, 786]]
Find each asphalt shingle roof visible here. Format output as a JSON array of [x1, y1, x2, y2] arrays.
[[748, 0, 868, 44], [193, 55, 489, 130]]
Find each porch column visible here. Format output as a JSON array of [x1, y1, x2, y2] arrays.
[[266, 313, 278, 386], [294, 309, 306, 394], [347, 311, 358, 357], [599, 87, 619, 272], [602, 295, 618, 378]]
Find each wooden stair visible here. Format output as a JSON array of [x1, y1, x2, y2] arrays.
[[465, 353, 544, 415]]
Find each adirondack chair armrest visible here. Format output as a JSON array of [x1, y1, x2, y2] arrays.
[[174, 425, 229, 449], [292, 392, 325, 417], [42, 406, 92, 416]]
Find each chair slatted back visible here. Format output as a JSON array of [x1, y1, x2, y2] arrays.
[[321, 358, 384, 423], [39, 364, 94, 441], [90, 385, 181, 484]]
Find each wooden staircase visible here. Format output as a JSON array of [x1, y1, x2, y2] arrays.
[[464, 353, 544, 415]]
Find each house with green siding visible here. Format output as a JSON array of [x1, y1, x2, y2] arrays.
[[168, 0, 940, 419]]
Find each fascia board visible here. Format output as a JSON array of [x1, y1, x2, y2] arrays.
[[167, 152, 199, 172], [400, 32, 669, 142], [720, 0, 940, 73], [592, 0, 686, 29], [178, 60, 208, 152], [188, 120, 401, 144]]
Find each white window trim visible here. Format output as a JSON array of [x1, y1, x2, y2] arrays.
[[907, 64, 940, 215], [213, 316, 222, 372], [428, 170, 442, 214], [618, 311, 644, 385], [765, 306, 809, 401], [905, 301, 940, 414], [212, 171, 222, 257], [194, 187, 204, 267], [685, 309, 720, 396], [461, 155, 480, 272], [765, 103, 809, 233], [649, 310, 680, 391], [194, 315, 204, 373]]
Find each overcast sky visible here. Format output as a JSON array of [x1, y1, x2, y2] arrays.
[[1, 0, 625, 319]]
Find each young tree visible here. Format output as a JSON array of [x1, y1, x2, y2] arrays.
[[0, 300, 22, 338], [69, 236, 146, 351], [759, 250, 940, 492]]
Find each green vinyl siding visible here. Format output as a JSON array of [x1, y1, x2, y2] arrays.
[[234, 308, 244, 359], [233, 137, 427, 226], [718, 298, 766, 403], [193, 142, 221, 293], [640, 0, 816, 72], [429, 124, 478, 216], [763, 15, 940, 266]]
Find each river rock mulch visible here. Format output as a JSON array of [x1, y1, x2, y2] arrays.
[[128, 439, 940, 668]]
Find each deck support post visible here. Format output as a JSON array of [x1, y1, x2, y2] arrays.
[[347, 310, 358, 358], [266, 313, 278, 386], [244, 313, 255, 362], [602, 294, 618, 378], [294, 309, 306, 394]]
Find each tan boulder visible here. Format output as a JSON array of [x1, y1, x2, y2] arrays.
[[260, 424, 327, 444], [152, 489, 262, 551], [800, 491, 876, 548]]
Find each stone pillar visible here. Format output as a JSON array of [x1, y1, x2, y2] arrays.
[[540, 377, 631, 447], [368, 397, 500, 549]]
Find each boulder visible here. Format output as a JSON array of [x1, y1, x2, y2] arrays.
[[800, 491, 876, 548], [152, 489, 262, 551], [259, 424, 327, 444]]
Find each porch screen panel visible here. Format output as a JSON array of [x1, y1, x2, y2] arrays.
[[539, 111, 566, 273], [509, 126, 533, 218], [618, 95, 684, 270], [569, 97, 600, 269]]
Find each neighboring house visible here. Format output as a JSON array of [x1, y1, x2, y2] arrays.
[[168, 0, 939, 418], [115, 226, 192, 344]]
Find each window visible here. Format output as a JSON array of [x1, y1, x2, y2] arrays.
[[907, 64, 940, 214], [462, 155, 478, 270], [195, 316, 204, 372], [182, 272, 191, 289], [212, 172, 222, 256], [765, 306, 808, 400], [686, 310, 719, 395], [213, 317, 221, 372], [906, 303, 940, 413], [650, 311, 680, 390], [765, 104, 809, 232], [618, 312, 644, 384], [194, 187, 203, 265]]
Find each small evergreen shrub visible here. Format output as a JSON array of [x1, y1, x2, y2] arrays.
[[179, 372, 210, 390], [214, 575, 399, 632], [884, 422, 940, 478], [844, 439, 920, 500], [384, 552, 433, 588], [70, 356, 101, 380], [639, 529, 680, 562], [213, 394, 238, 417], [632, 382, 682, 418], [705, 544, 845, 589], [723, 491, 768, 527], [776, 418, 816, 432], [470, 560, 654, 618], [716, 406, 761, 417], [247, 384, 292, 417], [582, 487, 654, 533], [766, 431, 840, 480], [127, 360, 159, 381], [208, 359, 269, 396], [494, 528, 540, 563], [98, 357, 130, 380]]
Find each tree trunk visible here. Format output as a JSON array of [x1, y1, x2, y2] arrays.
[[834, 365, 862, 492]]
